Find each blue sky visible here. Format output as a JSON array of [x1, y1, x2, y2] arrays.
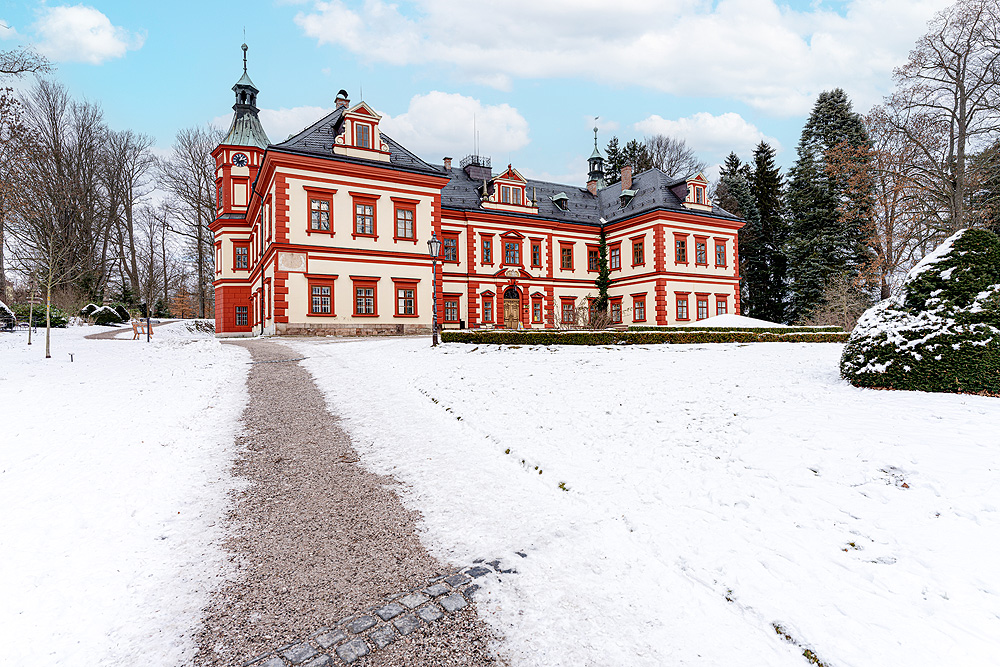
[[1, 0, 953, 184]]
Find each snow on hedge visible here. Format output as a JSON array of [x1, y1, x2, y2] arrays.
[[841, 228, 1000, 394], [679, 313, 790, 328], [291, 337, 1000, 667], [0, 325, 249, 665]]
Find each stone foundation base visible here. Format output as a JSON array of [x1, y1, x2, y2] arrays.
[[274, 322, 432, 337]]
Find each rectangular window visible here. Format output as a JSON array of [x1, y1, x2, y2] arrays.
[[695, 186, 704, 204], [610, 300, 622, 324], [532, 298, 542, 323], [311, 284, 332, 314], [234, 244, 248, 269], [310, 198, 331, 231], [588, 248, 599, 271], [444, 299, 459, 323], [717, 298, 728, 316], [715, 241, 727, 267], [354, 282, 376, 316], [633, 297, 646, 322], [500, 185, 522, 205], [482, 238, 493, 264], [676, 296, 689, 320], [610, 244, 621, 270], [355, 201, 375, 236], [504, 241, 520, 265], [696, 240, 707, 265], [443, 235, 459, 262], [482, 297, 493, 323], [560, 245, 573, 270], [531, 242, 541, 267], [561, 301, 575, 324], [356, 123, 370, 148], [632, 240, 644, 266], [396, 288, 415, 316], [675, 239, 687, 263], [697, 297, 709, 320], [235, 306, 248, 327], [395, 207, 414, 240]]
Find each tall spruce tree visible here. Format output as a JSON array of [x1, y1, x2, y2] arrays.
[[605, 137, 623, 185], [786, 88, 873, 322], [714, 152, 747, 218], [749, 142, 789, 322], [723, 171, 764, 318]]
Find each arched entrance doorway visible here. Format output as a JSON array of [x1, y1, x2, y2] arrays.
[[503, 286, 520, 329]]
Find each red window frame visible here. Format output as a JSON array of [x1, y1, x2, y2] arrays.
[[351, 193, 379, 239], [305, 188, 336, 236], [481, 292, 495, 323], [559, 242, 574, 270], [531, 296, 543, 323], [393, 278, 419, 318], [354, 122, 372, 149], [716, 295, 729, 316], [675, 292, 690, 321], [609, 242, 622, 271], [674, 235, 688, 264], [351, 277, 379, 317], [631, 237, 645, 267], [503, 239, 522, 266], [632, 293, 647, 322], [442, 232, 460, 263], [587, 245, 600, 272], [233, 241, 250, 270], [307, 275, 337, 316], [392, 198, 418, 243], [530, 241, 542, 268], [696, 294, 710, 320], [610, 297, 623, 324], [481, 236, 494, 265], [443, 296, 461, 324], [695, 236, 708, 266], [499, 184, 523, 205], [715, 239, 728, 267], [560, 298, 576, 324]]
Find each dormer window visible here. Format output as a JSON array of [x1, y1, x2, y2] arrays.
[[695, 186, 704, 204], [551, 192, 569, 211], [356, 123, 371, 149], [500, 185, 522, 205]]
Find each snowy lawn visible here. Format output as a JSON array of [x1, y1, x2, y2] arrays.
[[289, 338, 1000, 667], [0, 323, 249, 666]]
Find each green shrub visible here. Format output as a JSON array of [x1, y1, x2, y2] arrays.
[[90, 305, 126, 325], [12, 303, 69, 328], [441, 330, 849, 345], [841, 228, 1000, 394]]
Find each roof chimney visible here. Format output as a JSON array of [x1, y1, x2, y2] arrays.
[[335, 89, 350, 109], [443, 157, 453, 170], [621, 166, 632, 191], [587, 179, 598, 196]]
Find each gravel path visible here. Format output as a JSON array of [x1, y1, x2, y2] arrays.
[[194, 339, 506, 666]]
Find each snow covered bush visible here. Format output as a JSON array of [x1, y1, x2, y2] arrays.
[[80, 303, 100, 318], [841, 228, 1000, 394], [90, 306, 126, 326], [0, 300, 14, 330]]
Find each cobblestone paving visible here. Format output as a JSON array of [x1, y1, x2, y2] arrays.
[[243, 562, 509, 666]]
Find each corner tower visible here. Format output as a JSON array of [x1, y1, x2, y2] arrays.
[[587, 126, 605, 189]]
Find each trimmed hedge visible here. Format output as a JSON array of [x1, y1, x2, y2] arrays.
[[841, 228, 1000, 395], [628, 325, 843, 334], [442, 330, 849, 345]]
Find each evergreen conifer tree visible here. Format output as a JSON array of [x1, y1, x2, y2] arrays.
[[605, 137, 623, 185], [749, 142, 789, 322], [593, 224, 611, 314], [786, 88, 873, 322], [723, 171, 764, 318], [715, 152, 747, 218]]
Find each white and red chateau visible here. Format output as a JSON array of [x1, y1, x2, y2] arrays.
[[211, 50, 744, 337]]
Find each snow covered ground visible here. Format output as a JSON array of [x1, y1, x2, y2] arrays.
[[0, 323, 249, 666], [289, 338, 1000, 667]]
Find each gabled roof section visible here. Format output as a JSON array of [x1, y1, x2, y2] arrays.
[[271, 107, 441, 175], [346, 102, 380, 118], [493, 164, 527, 184], [598, 168, 740, 224]]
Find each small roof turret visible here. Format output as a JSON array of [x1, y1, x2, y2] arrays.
[[222, 43, 270, 149]]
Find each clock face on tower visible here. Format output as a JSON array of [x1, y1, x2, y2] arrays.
[[232, 153, 248, 167]]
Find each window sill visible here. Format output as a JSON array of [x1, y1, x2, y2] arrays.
[[695, 262, 709, 267], [306, 312, 336, 317], [394, 313, 419, 318], [352, 313, 379, 318], [307, 228, 334, 236], [393, 236, 418, 244]]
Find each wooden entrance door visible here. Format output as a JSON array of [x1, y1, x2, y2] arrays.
[[503, 287, 520, 328]]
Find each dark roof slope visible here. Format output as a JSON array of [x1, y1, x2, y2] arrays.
[[598, 168, 740, 224], [272, 108, 441, 176]]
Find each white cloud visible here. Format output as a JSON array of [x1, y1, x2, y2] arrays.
[[378, 91, 529, 161], [0, 20, 20, 41], [34, 5, 144, 65], [634, 112, 781, 159], [293, 0, 952, 116]]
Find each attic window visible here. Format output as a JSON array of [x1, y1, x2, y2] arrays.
[[500, 185, 522, 205], [695, 186, 704, 204], [551, 192, 569, 211], [620, 189, 637, 208], [356, 123, 371, 149]]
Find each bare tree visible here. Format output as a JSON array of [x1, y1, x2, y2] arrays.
[[0, 45, 51, 78], [158, 126, 222, 318], [802, 275, 874, 331], [644, 135, 707, 179], [103, 129, 156, 302], [889, 0, 1000, 234], [0, 88, 26, 301]]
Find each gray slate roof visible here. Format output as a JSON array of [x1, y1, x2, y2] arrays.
[[272, 107, 442, 176], [598, 169, 740, 224]]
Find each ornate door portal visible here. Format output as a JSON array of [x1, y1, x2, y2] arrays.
[[503, 286, 520, 329]]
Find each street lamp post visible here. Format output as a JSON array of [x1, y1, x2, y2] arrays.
[[427, 233, 441, 346]]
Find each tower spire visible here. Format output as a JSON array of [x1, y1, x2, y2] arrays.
[[222, 43, 270, 149], [242, 42, 248, 74], [588, 120, 605, 189]]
